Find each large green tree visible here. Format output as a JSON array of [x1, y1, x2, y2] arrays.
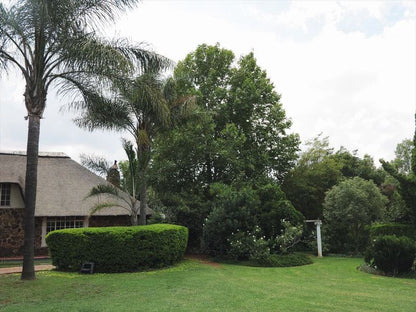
[[323, 177, 387, 254], [282, 135, 384, 219], [380, 115, 416, 224], [0, 0, 169, 279], [151, 44, 300, 249]]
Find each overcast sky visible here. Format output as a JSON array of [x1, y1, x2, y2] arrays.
[[0, 0, 415, 166]]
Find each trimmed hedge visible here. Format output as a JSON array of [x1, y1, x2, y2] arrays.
[[365, 235, 416, 276], [251, 253, 313, 267], [46, 224, 188, 273], [369, 223, 416, 240]]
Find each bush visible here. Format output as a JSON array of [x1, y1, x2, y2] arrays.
[[365, 235, 416, 276], [251, 253, 313, 267], [228, 227, 270, 261], [323, 177, 387, 254], [203, 184, 259, 256], [369, 223, 416, 240], [46, 224, 188, 273], [270, 220, 303, 254]]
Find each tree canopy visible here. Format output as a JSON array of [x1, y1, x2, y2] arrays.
[[150, 44, 300, 250], [282, 135, 384, 220]]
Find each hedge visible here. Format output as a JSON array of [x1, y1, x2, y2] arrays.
[[250, 253, 313, 267], [46, 224, 188, 273], [365, 235, 416, 276], [369, 223, 416, 240]]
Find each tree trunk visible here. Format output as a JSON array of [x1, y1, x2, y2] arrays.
[[21, 115, 41, 280], [131, 212, 138, 226], [138, 178, 147, 225]]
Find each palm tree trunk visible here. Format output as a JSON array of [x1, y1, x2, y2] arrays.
[[138, 178, 147, 225], [21, 115, 41, 280], [131, 213, 138, 226]]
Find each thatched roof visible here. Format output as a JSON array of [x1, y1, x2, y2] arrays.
[[0, 151, 150, 217]]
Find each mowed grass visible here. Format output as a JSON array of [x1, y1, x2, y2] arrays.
[[0, 257, 415, 312]]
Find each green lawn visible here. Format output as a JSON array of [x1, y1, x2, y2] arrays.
[[0, 257, 415, 312]]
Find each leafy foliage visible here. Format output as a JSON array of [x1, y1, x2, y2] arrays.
[[323, 177, 388, 254], [202, 182, 303, 257], [380, 118, 416, 224], [368, 223, 416, 240], [46, 224, 188, 273], [228, 227, 270, 261], [365, 235, 416, 276], [250, 253, 313, 268], [271, 220, 303, 254], [283, 135, 385, 220], [151, 44, 300, 250]]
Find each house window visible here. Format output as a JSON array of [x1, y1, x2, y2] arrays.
[[0, 183, 11, 206], [46, 216, 85, 234]]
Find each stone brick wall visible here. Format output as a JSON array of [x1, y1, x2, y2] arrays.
[[0, 208, 24, 256], [0, 212, 132, 257], [0, 209, 47, 257]]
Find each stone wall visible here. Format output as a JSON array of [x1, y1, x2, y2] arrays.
[[0, 208, 24, 256], [0, 213, 131, 257]]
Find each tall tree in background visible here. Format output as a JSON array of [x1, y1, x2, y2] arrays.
[[151, 44, 300, 249], [0, 0, 169, 280], [392, 139, 413, 174], [282, 135, 384, 219], [380, 115, 416, 224]]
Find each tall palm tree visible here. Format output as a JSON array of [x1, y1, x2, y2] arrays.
[[76, 71, 196, 225], [76, 72, 172, 225], [0, 0, 170, 280]]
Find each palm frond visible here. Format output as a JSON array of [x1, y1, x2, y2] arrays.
[[89, 201, 129, 216], [86, 183, 120, 198], [80, 154, 110, 176]]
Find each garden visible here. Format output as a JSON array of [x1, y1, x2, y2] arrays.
[[1, 3, 415, 310]]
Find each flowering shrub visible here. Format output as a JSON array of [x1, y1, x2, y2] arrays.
[[228, 226, 270, 261], [270, 220, 303, 254]]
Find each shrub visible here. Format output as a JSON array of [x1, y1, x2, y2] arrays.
[[251, 253, 313, 267], [365, 235, 416, 276], [270, 220, 303, 254], [368, 223, 416, 240], [203, 184, 259, 256], [323, 177, 387, 254], [46, 224, 188, 273], [228, 227, 270, 261]]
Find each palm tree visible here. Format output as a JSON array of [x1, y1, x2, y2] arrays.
[[0, 0, 170, 280], [75, 72, 195, 226], [76, 72, 169, 225], [86, 139, 142, 225]]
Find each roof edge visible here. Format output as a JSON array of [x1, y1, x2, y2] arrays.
[[0, 151, 70, 158]]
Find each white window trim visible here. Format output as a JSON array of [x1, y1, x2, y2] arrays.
[[41, 216, 88, 247]]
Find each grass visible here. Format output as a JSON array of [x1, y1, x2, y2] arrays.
[[0, 256, 415, 312]]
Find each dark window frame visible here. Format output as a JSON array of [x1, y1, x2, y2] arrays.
[[0, 183, 11, 206]]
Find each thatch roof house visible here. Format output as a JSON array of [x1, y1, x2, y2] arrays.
[[0, 151, 150, 256]]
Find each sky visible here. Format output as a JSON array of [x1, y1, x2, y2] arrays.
[[0, 0, 415, 166]]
